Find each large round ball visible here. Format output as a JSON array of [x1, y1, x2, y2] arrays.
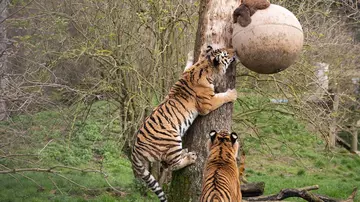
[[232, 4, 304, 74]]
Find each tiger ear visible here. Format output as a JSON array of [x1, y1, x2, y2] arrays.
[[230, 132, 238, 145], [212, 55, 220, 67], [209, 130, 217, 143]]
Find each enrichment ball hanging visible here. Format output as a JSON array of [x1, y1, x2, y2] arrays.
[[232, 4, 304, 74]]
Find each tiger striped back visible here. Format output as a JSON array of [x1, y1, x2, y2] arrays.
[[200, 130, 241, 202], [131, 46, 238, 202]]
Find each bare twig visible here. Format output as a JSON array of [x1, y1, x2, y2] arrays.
[[0, 167, 57, 174], [0, 0, 36, 24], [0, 154, 39, 159], [48, 175, 64, 195], [0, 165, 108, 176], [38, 139, 53, 154]]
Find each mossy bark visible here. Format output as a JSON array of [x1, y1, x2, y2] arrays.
[[168, 0, 238, 201], [0, 0, 9, 121]]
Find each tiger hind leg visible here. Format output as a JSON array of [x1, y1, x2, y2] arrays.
[[158, 151, 196, 188], [131, 150, 168, 202]]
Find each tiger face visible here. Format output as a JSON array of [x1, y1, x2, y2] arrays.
[[184, 46, 236, 78], [205, 46, 236, 76], [183, 46, 236, 90], [206, 46, 235, 76]]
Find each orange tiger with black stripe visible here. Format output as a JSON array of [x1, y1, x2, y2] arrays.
[[131, 46, 237, 202], [200, 130, 241, 202]]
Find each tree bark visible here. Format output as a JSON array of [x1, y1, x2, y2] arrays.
[[244, 185, 322, 202], [336, 135, 352, 151], [307, 62, 329, 102], [329, 84, 339, 149], [168, 0, 238, 201], [244, 186, 358, 202], [241, 182, 265, 197], [0, 0, 9, 121], [351, 124, 358, 153]]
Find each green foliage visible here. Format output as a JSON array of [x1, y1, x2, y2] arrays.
[[75, 121, 102, 141], [296, 169, 306, 176], [233, 94, 360, 201], [2, 0, 360, 201], [314, 160, 326, 168], [43, 143, 84, 166], [0, 101, 153, 201], [234, 95, 315, 155], [2, 98, 360, 201]]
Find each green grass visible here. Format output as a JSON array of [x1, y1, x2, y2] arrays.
[[234, 95, 360, 201], [0, 159, 155, 202], [246, 149, 360, 200], [0, 101, 154, 201], [1, 98, 360, 201]]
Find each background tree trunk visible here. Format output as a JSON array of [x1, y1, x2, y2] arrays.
[[351, 121, 358, 153], [168, 0, 238, 201], [352, 80, 360, 153], [307, 62, 329, 102], [0, 0, 9, 121], [329, 83, 339, 149]]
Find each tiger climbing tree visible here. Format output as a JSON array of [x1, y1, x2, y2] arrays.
[[168, 0, 239, 201]]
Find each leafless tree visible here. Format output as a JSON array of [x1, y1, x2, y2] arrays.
[[0, 0, 9, 121]]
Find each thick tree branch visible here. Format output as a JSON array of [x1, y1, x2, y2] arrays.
[[244, 185, 358, 202], [0, 164, 127, 195]]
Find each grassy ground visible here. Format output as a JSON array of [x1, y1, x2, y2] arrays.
[[234, 95, 360, 201], [0, 101, 153, 202], [245, 134, 360, 200], [0, 100, 359, 202]]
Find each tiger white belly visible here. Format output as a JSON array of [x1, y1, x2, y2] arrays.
[[179, 111, 199, 137]]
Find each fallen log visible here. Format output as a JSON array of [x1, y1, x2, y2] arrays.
[[244, 185, 321, 201], [316, 187, 358, 202], [336, 135, 352, 151], [243, 186, 358, 202], [241, 182, 265, 197]]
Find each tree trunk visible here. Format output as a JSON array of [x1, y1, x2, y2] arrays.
[[307, 62, 329, 102], [168, 0, 238, 201], [0, 0, 9, 121], [315, 63, 329, 99], [351, 122, 358, 153], [329, 84, 339, 149], [351, 130, 358, 153]]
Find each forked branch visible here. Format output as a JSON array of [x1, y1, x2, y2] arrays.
[[244, 185, 358, 202]]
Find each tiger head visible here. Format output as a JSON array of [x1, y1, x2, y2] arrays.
[[204, 45, 236, 76], [184, 46, 236, 83], [206, 130, 239, 160]]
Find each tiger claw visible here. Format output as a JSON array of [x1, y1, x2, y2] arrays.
[[187, 151, 197, 164], [226, 89, 238, 102]]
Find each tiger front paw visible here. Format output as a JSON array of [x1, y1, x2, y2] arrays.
[[186, 151, 197, 164], [226, 89, 238, 102]]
